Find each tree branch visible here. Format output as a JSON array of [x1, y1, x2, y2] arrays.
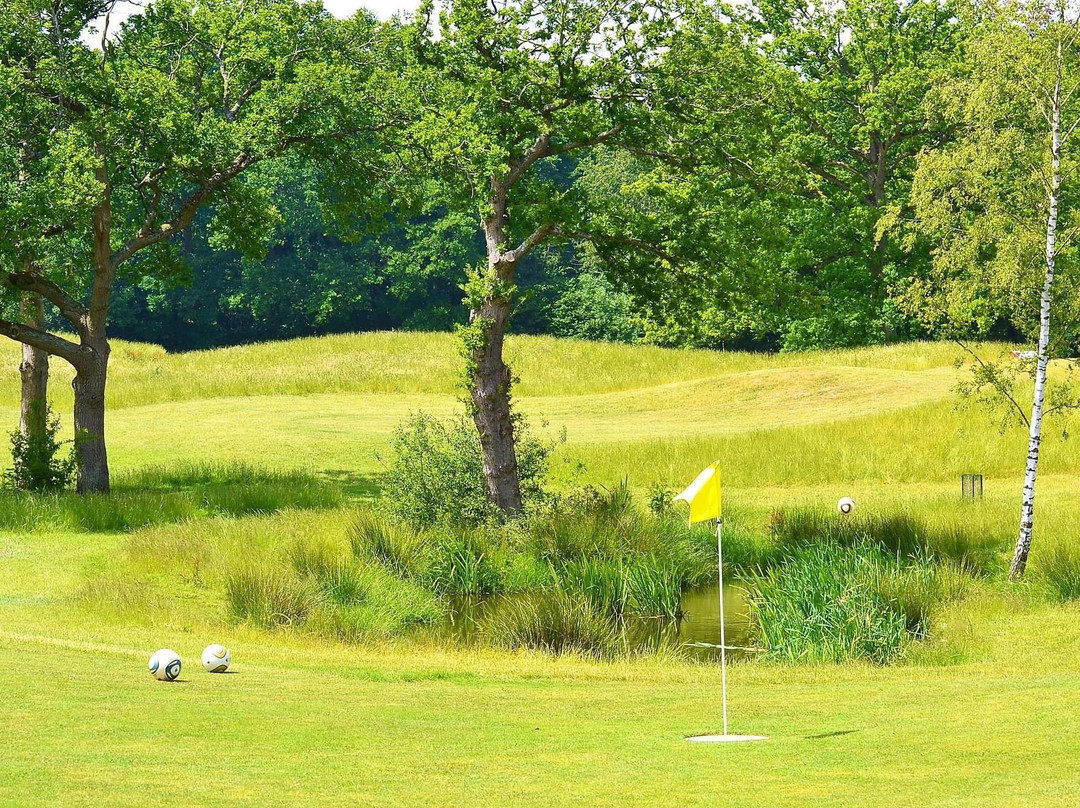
[[956, 340, 1031, 428], [5, 270, 90, 332], [508, 222, 555, 262], [0, 318, 86, 365], [552, 228, 680, 264]]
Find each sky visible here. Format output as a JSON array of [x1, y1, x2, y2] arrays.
[[99, 0, 422, 31], [325, 0, 420, 18]]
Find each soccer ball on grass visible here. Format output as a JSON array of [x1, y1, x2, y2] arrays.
[[149, 649, 182, 681]]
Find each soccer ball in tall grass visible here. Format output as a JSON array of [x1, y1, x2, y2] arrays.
[[202, 644, 231, 673], [837, 497, 855, 515], [149, 649, 182, 681]]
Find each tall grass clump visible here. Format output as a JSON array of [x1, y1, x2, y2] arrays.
[[1034, 543, 1080, 601], [527, 483, 718, 576], [481, 589, 620, 658], [226, 539, 442, 640], [560, 557, 685, 618], [348, 510, 428, 577], [226, 566, 324, 629], [749, 542, 963, 664], [423, 530, 503, 595], [769, 507, 1002, 575]]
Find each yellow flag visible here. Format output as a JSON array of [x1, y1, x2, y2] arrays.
[[673, 462, 722, 525]]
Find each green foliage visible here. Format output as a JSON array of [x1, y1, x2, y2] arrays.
[[381, 411, 551, 527], [4, 403, 76, 492], [907, 3, 1080, 347], [581, 0, 964, 351], [547, 272, 642, 344]]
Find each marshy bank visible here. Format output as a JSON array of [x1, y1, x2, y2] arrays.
[[78, 477, 1037, 665]]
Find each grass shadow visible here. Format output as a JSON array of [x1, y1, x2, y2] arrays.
[[321, 469, 382, 501], [804, 730, 859, 740]]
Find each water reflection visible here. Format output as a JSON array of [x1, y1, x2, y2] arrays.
[[433, 582, 755, 660]]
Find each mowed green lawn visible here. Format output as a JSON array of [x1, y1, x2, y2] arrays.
[[3, 333, 1080, 807]]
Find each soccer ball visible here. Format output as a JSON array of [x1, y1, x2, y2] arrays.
[[202, 644, 230, 673], [837, 497, 856, 515], [149, 649, 182, 681]]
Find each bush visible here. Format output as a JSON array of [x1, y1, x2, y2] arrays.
[[381, 412, 551, 528], [4, 403, 76, 492], [749, 542, 957, 664], [547, 272, 642, 344], [481, 589, 620, 657]]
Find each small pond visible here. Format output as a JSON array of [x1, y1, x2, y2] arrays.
[[431, 582, 755, 660]]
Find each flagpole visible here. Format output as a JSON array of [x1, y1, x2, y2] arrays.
[[716, 516, 728, 737]]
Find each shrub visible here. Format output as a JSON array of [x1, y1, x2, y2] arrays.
[[381, 411, 550, 528], [481, 589, 620, 657], [4, 403, 76, 492], [749, 542, 957, 664]]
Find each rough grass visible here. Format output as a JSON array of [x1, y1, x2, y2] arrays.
[[0, 333, 980, 410], [0, 462, 340, 532], [11, 335, 1080, 498]]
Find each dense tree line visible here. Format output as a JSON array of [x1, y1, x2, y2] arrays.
[[105, 165, 642, 350]]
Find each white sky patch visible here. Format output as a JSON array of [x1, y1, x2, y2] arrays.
[[92, 0, 422, 40]]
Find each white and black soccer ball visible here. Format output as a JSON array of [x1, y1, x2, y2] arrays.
[[202, 644, 230, 673], [837, 496, 856, 515], [149, 649, 182, 681]]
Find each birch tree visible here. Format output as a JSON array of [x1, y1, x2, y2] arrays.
[[909, 0, 1080, 578]]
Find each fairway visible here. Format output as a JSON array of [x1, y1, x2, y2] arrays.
[[1, 333, 1080, 806]]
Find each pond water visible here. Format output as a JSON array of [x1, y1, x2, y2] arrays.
[[433, 582, 756, 660]]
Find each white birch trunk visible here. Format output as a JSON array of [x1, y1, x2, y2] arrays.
[[1010, 49, 1062, 579]]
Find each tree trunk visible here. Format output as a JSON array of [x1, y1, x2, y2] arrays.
[[468, 292, 522, 514], [18, 292, 49, 439], [72, 339, 110, 494], [1010, 64, 1061, 580], [467, 193, 523, 516]]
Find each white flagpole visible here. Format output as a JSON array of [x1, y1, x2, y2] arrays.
[[716, 516, 728, 736]]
